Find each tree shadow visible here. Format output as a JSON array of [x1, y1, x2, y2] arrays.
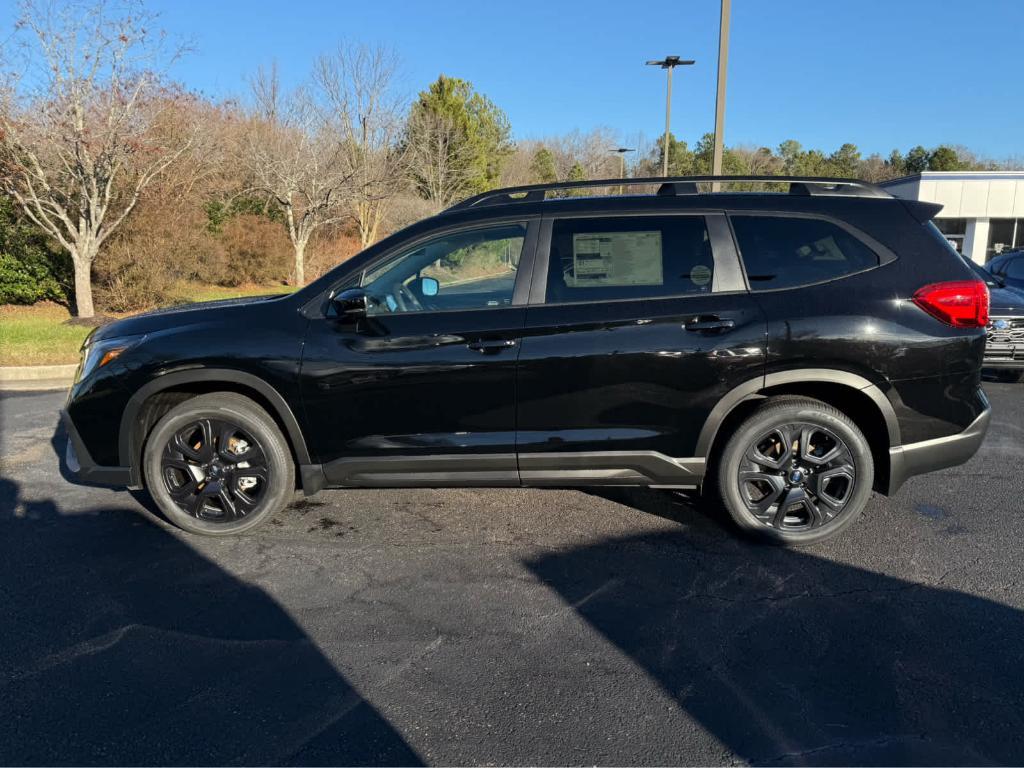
[[0, 474, 421, 766], [525, 489, 1024, 765]]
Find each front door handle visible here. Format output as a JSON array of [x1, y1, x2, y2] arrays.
[[467, 339, 516, 353], [684, 316, 736, 332]]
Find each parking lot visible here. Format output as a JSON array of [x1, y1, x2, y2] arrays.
[[1, 383, 1023, 765]]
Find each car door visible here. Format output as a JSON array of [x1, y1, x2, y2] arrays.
[[515, 210, 766, 487], [299, 218, 539, 487]]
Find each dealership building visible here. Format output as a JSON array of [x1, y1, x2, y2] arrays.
[[880, 171, 1024, 265]]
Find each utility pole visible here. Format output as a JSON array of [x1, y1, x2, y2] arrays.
[[711, 0, 731, 191], [610, 147, 635, 193], [646, 56, 695, 177]]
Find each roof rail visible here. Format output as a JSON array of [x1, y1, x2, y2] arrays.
[[446, 175, 893, 211]]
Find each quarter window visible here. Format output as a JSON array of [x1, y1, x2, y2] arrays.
[[361, 224, 526, 315], [731, 216, 879, 290], [545, 216, 714, 303]]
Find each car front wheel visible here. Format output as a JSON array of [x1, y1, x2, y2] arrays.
[[716, 396, 874, 545], [142, 393, 294, 536]]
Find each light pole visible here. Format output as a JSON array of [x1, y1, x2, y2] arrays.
[[646, 56, 695, 177], [711, 0, 731, 191], [610, 147, 635, 192]]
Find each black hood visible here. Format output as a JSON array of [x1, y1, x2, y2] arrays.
[[989, 283, 1024, 316], [89, 293, 292, 343]]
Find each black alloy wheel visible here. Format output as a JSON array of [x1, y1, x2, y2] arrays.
[[143, 392, 294, 536], [738, 422, 856, 531], [717, 396, 874, 545], [161, 418, 269, 522]]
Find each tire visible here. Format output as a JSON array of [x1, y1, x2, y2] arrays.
[[142, 393, 294, 536], [716, 396, 874, 546], [993, 370, 1023, 383]]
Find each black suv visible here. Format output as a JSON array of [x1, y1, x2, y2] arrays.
[[63, 176, 992, 544]]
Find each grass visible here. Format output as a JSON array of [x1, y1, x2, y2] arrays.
[[0, 282, 296, 366], [0, 304, 93, 366]]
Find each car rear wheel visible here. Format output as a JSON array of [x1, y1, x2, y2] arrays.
[[716, 396, 874, 545], [142, 393, 294, 536]]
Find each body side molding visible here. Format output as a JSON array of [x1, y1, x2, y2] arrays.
[[518, 451, 705, 488], [323, 453, 519, 488], [319, 451, 705, 489]]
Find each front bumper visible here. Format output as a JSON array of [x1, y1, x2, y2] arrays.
[[984, 318, 1024, 368], [982, 353, 1024, 369], [887, 403, 991, 494], [61, 409, 132, 486]]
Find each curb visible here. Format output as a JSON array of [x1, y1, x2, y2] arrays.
[[0, 364, 77, 391]]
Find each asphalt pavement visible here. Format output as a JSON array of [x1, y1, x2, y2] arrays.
[[1, 383, 1023, 766]]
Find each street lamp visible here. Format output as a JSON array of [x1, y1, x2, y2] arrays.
[[646, 56, 695, 177], [609, 147, 635, 192], [711, 0, 731, 190]]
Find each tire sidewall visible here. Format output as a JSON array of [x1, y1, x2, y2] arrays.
[[143, 397, 293, 536], [719, 402, 874, 545]]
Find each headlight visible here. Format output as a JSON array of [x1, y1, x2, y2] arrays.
[[76, 334, 145, 383]]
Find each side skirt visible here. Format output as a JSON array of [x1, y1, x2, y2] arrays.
[[317, 451, 705, 490], [519, 451, 705, 489], [322, 453, 520, 488]]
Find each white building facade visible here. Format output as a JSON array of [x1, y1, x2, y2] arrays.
[[880, 171, 1024, 265]]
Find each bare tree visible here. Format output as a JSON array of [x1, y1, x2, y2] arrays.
[[549, 128, 620, 180], [0, 0, 197, 317], [314, 43, 406, 247], [243, 64, 352, 285], [404, 109, 478, 211]]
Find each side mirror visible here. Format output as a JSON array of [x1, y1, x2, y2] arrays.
[[330, 288, 369, 320], [420, 276, 439, 297]]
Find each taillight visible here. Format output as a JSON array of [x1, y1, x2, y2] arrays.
[[912, 280, 990, 328]]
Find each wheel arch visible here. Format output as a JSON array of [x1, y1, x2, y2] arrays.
[[697, 369, 900, 495], [119, 369, 312, 487]]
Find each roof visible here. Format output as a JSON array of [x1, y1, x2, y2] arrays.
[[881, 171, 1024, 219], [881, 170, 1024, 186]]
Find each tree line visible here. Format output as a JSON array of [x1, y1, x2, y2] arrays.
[[0, 0, 1017, 318]]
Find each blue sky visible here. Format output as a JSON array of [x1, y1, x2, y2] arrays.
[[7, 0, 1023, 159]]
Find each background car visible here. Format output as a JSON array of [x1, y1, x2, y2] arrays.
[[967, 258, 1024, 382], [986, 249, 1024, 290]]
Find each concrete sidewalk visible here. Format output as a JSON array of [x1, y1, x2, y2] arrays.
[[0, 364, 76, 391]]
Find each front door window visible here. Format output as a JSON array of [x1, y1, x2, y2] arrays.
[[361, 224, 527, 315]]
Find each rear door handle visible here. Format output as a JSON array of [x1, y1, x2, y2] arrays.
[[684, 316, 736, 332], [467, 339, 516, 353]]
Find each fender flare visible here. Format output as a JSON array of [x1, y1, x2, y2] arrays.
[[118, 368, 313, 477], [694, 368, 901, 458]]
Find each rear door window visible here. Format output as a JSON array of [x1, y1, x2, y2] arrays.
[[731, 215, 879, 290], [545, 216, 714, 303]]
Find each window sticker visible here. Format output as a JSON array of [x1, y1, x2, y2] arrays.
[[568, 231, 663, 287]]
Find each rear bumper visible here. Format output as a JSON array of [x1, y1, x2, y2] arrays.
[[887, 403, 991, 494], [61, 409, 132, 486]]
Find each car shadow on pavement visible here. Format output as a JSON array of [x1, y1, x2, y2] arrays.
[[0, 475, 421, 767], [527, 489, 1024, 766]]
